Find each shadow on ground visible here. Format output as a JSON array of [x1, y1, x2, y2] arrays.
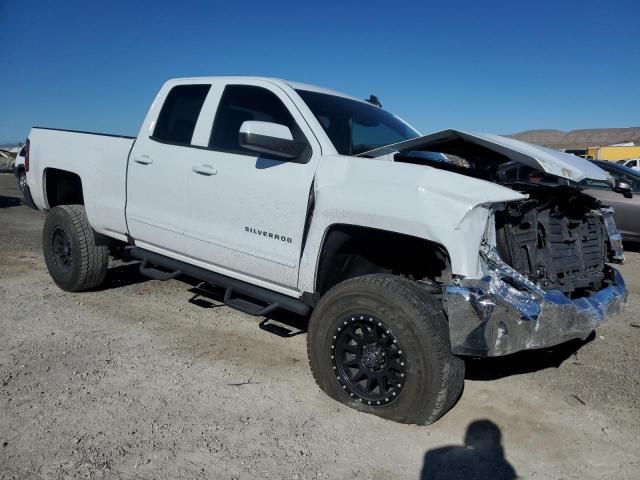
[[186, 281, 309, 336], [421, 419, 517, 480], [463, 333, 594, 381], [100, 262, 152, 290], [94, 262, 310, 336], [0, 195, 21, 208]]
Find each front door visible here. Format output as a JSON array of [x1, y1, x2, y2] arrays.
[[184, 81, 320, 290]]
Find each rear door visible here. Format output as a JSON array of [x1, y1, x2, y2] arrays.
[[126, 83, 212, 253], [183, 80, 321, 290]]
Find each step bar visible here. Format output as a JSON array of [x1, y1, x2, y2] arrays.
[[128, 247, 310, 317]]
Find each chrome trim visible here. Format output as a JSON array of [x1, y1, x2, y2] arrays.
[[444, 208, 627, 357], [599, 207, 624, 262]]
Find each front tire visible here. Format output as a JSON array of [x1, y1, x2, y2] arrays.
[[43, 205, 108, 292], [307, 274, 464, 425]]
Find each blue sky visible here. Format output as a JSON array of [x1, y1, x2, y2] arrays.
[[1, 0, 638, 143]]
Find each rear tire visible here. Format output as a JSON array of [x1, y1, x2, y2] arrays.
[[43, 205, 108, 292], [18, 170, 27, 193], [307, 274, 464, 425]]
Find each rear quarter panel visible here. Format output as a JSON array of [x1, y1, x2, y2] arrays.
[[28, 128, 135, 240]]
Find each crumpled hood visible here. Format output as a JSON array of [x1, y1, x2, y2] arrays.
[[360, 129, 610, 183]]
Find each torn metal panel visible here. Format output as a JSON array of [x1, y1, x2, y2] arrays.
[[600, 206, 625, 262]]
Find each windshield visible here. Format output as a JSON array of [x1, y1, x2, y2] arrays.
[[296, 90, 420, 156]]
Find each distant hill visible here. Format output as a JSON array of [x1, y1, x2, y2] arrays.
[[507, 127, 640, 149]]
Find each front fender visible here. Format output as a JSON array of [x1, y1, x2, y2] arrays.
[[297, 156, 525, 293]]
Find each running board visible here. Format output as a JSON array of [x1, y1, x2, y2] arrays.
[[129, 247, 310, 317], [139, 258, 182, 281], [224, 289, 279, 316]]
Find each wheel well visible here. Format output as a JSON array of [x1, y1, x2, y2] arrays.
[[45, 168, 84, 208], [315, 225, 451, 296]]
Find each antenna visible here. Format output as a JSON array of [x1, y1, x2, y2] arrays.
[[365, 95, 382, 108]]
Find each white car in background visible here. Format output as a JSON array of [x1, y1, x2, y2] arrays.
[[617, 158, 640, 171], [12, 144, 35, 207], [13, 145, 27, 190]]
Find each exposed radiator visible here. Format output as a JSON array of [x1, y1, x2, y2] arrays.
[[496, 196, 607, 296]]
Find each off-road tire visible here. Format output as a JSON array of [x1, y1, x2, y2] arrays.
[[307, 274, 464, 425], [43, 205, 108, 292]]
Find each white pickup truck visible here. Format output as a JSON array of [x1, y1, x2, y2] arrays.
[[25, 76, 627, 424]]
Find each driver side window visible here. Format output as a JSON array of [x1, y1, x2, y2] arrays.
[[209, 85, 305, 155]]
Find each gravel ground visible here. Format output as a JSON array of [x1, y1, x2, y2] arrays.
[[1, 172, 639, 479]]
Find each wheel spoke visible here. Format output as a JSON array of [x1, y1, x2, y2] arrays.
[[364, 375, 377, 394], [351, 368, 367, 383], [340, 342, 360, 354], [385, 368, 401, 382], [343, 358, 359, 368], [346, 331, 362, 344], [379, 375, 389, 394]]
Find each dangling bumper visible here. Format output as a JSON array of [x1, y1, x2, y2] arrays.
[[444, 245, 627, 357]]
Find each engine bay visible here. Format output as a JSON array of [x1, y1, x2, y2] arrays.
[[394, 147, 616, 297]]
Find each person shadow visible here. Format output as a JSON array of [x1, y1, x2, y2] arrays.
[[420, 420, 518, 480]]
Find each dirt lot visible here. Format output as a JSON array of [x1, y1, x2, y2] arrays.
[[1, 172, 639, 479]]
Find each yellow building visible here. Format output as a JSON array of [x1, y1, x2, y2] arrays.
[[585, 145, 640, 161]]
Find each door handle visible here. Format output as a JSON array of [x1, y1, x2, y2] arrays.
[[192, 164, 218, 176], [134, 155, 153, 165]]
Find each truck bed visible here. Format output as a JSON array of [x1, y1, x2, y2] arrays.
[[27, 127, 135, 241]]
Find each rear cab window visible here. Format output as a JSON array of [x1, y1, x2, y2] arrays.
[[152, 84, 211, 145]]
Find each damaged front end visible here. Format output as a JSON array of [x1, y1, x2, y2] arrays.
[[368, 127, 628, 356], [444, 207, 627, 357]]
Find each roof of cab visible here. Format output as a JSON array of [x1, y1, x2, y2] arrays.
[[164, 76, 365, 103]]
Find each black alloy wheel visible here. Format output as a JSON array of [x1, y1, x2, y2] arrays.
[[332, 315, 407, 405], [50, 226, 73, 273]]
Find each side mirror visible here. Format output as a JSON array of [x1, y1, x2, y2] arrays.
[[613, 180, 633, 198], [239, 121, 306, 160]]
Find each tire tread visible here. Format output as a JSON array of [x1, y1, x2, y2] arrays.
[[307, 274, 464, 425], [43, 205, 108, 291]]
